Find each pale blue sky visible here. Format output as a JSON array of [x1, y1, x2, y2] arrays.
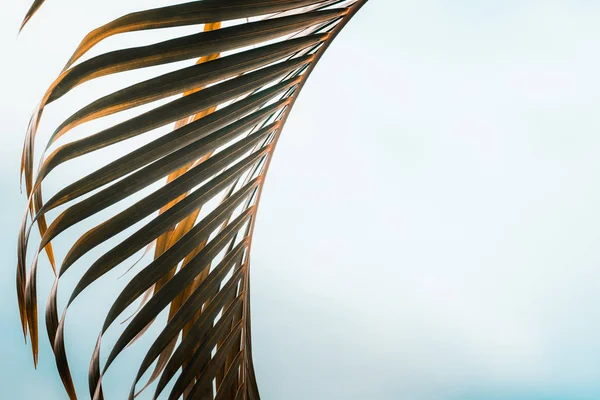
[[2, 1, 600, 399]]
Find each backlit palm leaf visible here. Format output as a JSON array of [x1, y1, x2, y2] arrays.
[[17, 1, 368, 398]]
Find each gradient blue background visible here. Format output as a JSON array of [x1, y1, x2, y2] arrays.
[[2, 1, 600, 399]]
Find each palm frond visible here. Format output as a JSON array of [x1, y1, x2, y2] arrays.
[[17, 1, 368, 399]]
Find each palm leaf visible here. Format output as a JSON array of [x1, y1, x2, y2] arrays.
[[17, 0, 368, 398]]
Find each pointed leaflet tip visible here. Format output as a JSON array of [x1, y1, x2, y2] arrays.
[[20, 0, 46, 32], [19, 19, 28, 34]]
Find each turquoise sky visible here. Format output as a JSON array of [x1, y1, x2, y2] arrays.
[[2, 1, 600, 399]]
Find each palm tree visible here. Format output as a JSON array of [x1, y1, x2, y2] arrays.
[[16, 0, 368, 398]]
